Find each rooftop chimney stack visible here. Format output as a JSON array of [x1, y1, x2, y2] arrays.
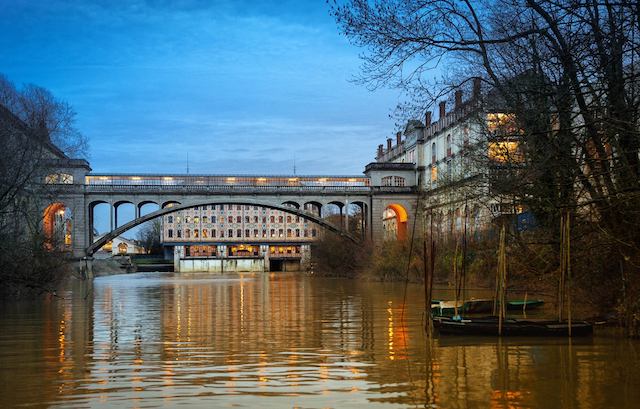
[[425, 111, 432, 127], [455, 90, 463, 109], [377, 144, 384, 158], [386, 138, 392, 152], [473, 77, 481, 99], [396, 131, 402, 146], [439, 101, 446, 120]]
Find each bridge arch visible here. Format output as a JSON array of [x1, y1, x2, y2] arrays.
[[162, 200, 181, 209], [303, 201, 322, 216], [87, 199, 360, 256], [282, 200, 300, 209], [383, 203, 409, 241], [43, 202, 72, 249], [137, 200, 159, 209]]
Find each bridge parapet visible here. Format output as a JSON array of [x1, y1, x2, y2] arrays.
[[84, 184, 375, 194]]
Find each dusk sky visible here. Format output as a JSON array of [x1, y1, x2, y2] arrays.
[[0, 0, 402, 175]]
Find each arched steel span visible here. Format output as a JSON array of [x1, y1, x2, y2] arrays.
[[87, 199, 360, 256]]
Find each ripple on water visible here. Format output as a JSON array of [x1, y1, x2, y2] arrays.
[[1, 272, 639, 408]]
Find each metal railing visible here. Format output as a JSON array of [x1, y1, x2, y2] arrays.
[[84, 184, 374, 193]]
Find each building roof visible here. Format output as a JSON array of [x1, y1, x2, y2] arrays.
[[0, 103, 70, 160]]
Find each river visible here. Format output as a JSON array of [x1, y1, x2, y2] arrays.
[[1, 272, 638, 408]]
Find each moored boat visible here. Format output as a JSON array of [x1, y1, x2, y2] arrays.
[[432, 299, 545, 315], [434, 316, 593, 337], [506, 299, 544, 311]]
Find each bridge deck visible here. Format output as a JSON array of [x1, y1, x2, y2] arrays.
[[86, 174, 370, 187]]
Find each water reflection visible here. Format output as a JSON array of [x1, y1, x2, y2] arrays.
[[0, 272, 639, 408]]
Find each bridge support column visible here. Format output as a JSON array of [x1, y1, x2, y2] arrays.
[[79, 257, 93, 279], [109, 203, 114, 231], [344, 198, 349, 232], [261, 245, 269, 272], [174, 246, 182, 272]]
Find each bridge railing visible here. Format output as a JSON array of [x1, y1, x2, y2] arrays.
[[83, 184, 375, 193]]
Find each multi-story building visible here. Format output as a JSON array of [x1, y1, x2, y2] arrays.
[[375, 79, 523, 239], [162, 204, 321, 272]]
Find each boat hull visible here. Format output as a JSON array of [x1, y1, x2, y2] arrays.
[[434, 317, 593, 337]]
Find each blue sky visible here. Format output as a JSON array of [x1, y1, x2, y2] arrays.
[[0, 0, 401, 175]]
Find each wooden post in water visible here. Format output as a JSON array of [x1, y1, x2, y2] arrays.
[[453, 240, 460, 317], [566, 213, 572, 336], [424, 210, 435, 337], [558, 213, 566, 321], [497, 224, 507, 336]]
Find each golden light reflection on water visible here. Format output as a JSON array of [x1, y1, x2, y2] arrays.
[[0, 273, 639, 408]]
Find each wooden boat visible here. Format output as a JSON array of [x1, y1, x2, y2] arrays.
[[434, 316, 593, 337], [432, 299, 545, 315], [506, 299, 544, 311], [431, 299, 494, 315]]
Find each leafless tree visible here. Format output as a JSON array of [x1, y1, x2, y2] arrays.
[[0, 73, 88, 297], [136, 219, 163, 255], [332, 0, 640, 334]]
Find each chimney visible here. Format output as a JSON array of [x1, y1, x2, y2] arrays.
[[377, 144, 384, 158], [455, 90, 463, 108], [396, 131, 402, 146], [473, 77, 481, 99], [439, 101, 446, 120], [425, 111, 432, 127], [386, 138, 392, 151]]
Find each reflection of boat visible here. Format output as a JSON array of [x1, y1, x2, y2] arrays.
[[434, 316, 593, 337], [432, 299, 545, 315]]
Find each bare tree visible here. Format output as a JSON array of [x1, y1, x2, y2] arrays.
[[0, 73, 88, 297], [332, 0, 640, 334], [136, 219, 163, 255]]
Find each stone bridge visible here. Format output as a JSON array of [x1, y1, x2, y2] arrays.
[[45, 162, 419, 258]]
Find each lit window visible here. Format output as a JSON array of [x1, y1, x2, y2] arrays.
[[202, 229, 208, 238], [431, 166, 438, 181], [194, 216, 199, 223], [194, 229, 199, 238], [488, 141, 522, 163]]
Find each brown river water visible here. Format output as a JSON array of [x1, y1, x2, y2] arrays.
[[1, 272, 639, 408]]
